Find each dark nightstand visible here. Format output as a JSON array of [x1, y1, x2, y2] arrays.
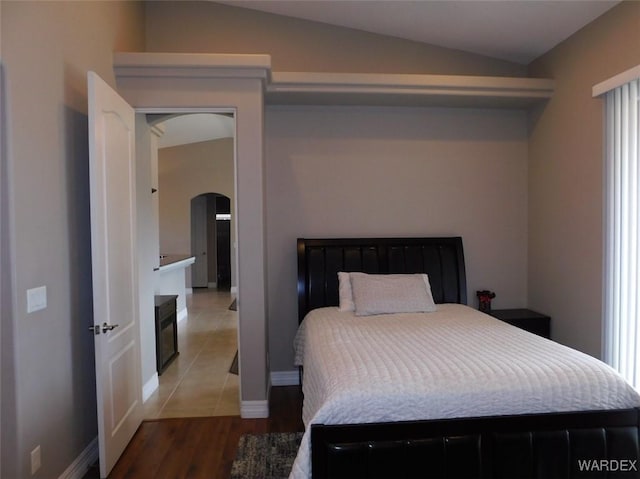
[[489, 308, 551, 339]]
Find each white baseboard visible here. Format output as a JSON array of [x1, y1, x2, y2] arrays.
[[177, 307, 188, 322], [239, 376, 271, 418], [240, 400, 269, 418], [270, 370, 300, 386], [58, 437, 98, 479], [186, 287, 193, 294], [142, 373, 159, 402], [230, 286, 238, 294]]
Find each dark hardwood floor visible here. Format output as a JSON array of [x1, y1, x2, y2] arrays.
[[84, 386, 304, 479]]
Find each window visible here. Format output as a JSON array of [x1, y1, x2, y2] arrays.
[[598, 68, 640, 388]]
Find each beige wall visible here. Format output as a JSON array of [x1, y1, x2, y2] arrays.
[[0, 3, 5, 475], [143, 0, 533, 376], [158, 138, 235, 289], [266, 105, 529, 370], [527, 1, 640, 358], [0, 2, 144, 477], [158, 138, 234, 254], [145, 1, 525, 77]]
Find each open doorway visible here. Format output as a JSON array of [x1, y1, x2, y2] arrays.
[[141, 112, 239, 419], [190, 193, 232, 291]]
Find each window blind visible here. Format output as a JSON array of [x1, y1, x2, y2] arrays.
[[604, 77, 640, 388]]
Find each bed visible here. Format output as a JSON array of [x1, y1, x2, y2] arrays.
[[292, 237, 640, 479]]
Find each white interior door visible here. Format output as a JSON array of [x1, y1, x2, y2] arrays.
[[191, 194, 208, 287], [88, 71, 143, 478]]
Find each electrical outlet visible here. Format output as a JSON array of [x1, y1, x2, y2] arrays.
[[31, 445, 41, 475]]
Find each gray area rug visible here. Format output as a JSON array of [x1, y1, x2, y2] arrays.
[[231, 432, 304, 479]]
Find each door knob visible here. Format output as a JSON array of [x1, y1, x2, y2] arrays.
[[89, 323, 120, 334], [102, 322, 119, 333]]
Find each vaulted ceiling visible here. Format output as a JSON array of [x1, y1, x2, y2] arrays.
[[216, 0, 620, 64], [162, 1, 621, 145]]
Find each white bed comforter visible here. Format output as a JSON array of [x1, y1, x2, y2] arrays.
[[289, 304, 640, 479]]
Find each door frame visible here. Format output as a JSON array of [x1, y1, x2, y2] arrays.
[[114, 54, 271, 417], [139, 107, 242, 403]]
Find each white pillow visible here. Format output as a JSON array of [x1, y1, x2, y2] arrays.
[[350, 272, 437, 316], [337, 272, 355, 312]]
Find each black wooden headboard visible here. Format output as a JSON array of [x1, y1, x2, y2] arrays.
[[297, 237, 467, 323]]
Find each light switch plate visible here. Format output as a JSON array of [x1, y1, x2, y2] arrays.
[[27, 286, 47, 313], [31, 445, 41, 475]]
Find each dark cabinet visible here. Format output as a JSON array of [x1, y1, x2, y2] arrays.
[[490, 308, 551, 339], [154, 295, 179, 375]]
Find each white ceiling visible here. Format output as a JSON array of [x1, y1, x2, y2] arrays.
[[156, 113, 235, 148], [217, 0, 620, 64]]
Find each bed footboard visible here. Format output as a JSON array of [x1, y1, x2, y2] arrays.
[[311, 408, 640, 478]]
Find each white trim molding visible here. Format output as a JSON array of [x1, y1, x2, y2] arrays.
[[270, 370, 300, 386], [114, 52, 271, 84], [114, 52, 554, 110], [593, 64, 640, 97], [57, 437, 98, 479], [240, 375, 272, 418], [142, 373, 159, 402], [268, 71, 554, 108], [240, 400, 269, 418]]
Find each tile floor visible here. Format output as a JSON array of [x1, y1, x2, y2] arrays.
[[143, 289, 240, 419]]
